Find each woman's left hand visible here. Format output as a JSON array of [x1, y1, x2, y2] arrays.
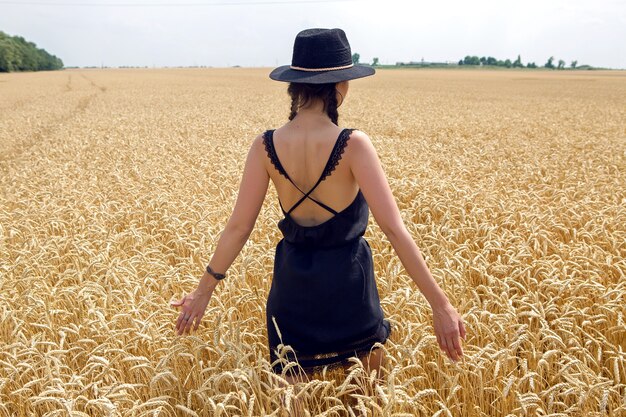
[[170, 288, 214, 335]]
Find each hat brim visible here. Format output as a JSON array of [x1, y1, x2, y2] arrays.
[[269, 64, 375, 84]]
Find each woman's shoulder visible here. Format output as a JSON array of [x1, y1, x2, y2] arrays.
[[248, 131, 271, 158], [345, 128, 373, 148], [343, 129, 378, 166], [346, 128, 369, 140]]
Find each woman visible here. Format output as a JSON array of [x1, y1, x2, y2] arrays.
[[171, 28, 466, 386]]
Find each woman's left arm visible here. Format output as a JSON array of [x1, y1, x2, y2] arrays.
[[197, 133, 270, 293]]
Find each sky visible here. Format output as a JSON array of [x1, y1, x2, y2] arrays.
[[1, 0, 625, 69]]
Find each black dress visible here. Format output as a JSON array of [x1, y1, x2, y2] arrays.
[[262, 128, 392, 374]]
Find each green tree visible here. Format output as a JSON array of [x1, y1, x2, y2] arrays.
[[486, 56, 497, 65], [0, 38, 18, 71], [0, 31, 63, 72], [513, 54, 523, 68], [557, 59, 566, 69], [570, 60, 578, 69], [462, 55, 480, 65], [544, 56, 555, 69], [504, 58, 512, 68], [526, 62, 537, 68], [352, 53, 360, 64], [372, 57, 379, 66]]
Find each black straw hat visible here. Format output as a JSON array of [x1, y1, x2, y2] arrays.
[[269, 28, 375, 84]]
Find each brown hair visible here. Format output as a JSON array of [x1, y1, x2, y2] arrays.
[[287, 82, 339, 125]]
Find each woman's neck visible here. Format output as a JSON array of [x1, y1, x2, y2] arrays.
[[297, 98, 326, 115], [291, 109, 333, 126], [295, 99, 332, 122]]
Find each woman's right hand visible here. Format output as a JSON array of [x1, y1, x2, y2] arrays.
[[170, 288, 213, 336], [432, 303, 466, 363]]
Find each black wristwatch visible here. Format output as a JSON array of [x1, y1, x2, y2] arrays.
[[206, 264, 226, 280]]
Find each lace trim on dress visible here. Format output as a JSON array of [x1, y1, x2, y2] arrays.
[[319, 128, 355, 183], [270, 321, 387, 374], [272, 343, 384, 375], [262, 130, 291, 181]]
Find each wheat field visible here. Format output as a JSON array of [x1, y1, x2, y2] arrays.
[[0, 67, 624, 416]]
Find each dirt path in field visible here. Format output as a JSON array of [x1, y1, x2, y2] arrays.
[[0, 70, 108, 166]]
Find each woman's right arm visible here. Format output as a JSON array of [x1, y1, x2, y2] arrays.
[[348, 130, 466, 362]]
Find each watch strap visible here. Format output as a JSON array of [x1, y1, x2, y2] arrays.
[[206, 264, 226, 280]]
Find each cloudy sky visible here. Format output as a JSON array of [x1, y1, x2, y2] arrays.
[[1, 0, 625, 69]]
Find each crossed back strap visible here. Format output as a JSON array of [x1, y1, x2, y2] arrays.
[[263, 128, 354, 215]]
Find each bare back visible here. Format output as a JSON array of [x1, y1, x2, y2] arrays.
[[263, 124, 360, 227]]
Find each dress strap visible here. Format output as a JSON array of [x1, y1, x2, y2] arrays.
[[318, 128, 355, 183], [262, 128, 355, 215]]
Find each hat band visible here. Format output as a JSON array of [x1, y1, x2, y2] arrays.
[[289, 63, 354, 72]]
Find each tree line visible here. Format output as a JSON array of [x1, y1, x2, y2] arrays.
[[459, 55, 579, 69], [0, 31, 64, 72], [353, 53, 588, 69]]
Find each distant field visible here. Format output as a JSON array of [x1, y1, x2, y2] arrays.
[[1, 68, 624, 416]]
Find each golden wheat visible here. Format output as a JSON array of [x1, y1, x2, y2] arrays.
[[0, 67, 624, 416]]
